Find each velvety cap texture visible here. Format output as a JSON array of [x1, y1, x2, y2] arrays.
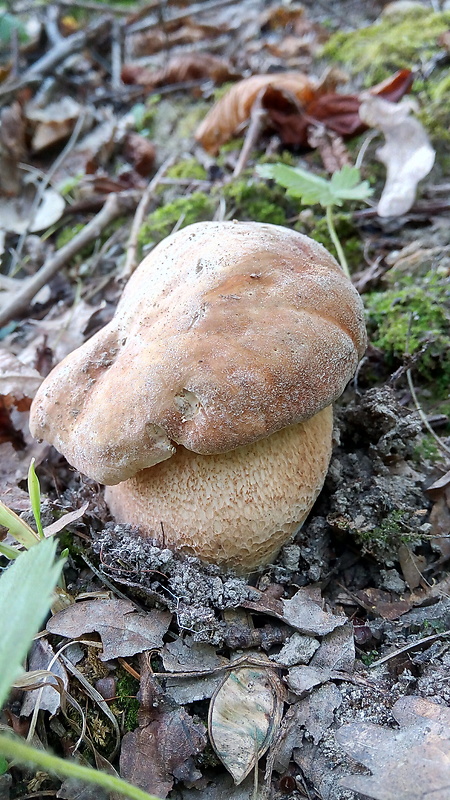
[[29, 221, 367, 484]]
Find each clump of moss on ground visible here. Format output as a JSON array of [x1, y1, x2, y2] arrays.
[[218, 173, 294, 225], [138, 191, 216, 249], [166, 159, 208, 181], [365, 269, 450, 395], [322, 7, 450, 85], [112, 670, 140, 732]]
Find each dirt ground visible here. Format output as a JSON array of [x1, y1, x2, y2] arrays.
[[1, 0, 450, 798]]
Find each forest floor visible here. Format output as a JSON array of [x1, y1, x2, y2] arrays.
[[1, 0, 450, 799]]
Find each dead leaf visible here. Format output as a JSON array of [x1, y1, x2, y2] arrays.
[[0, 350, 42, 400], [359, 96, 435, 217], [26, 97, 89, 153], [290, 682, 342, 744], [123, 133, 156, 178], [286, 664, 332, 697], [161, 636, 229, 704], [46, 599, 172, 660], [0, 174, 65, 234], [337, 696, 450, 800], [0, 102, 26, 197], [21, 639, 68, 717], [398, 543, 427, 590], [354, 587, 412, 620], [426, 471, 450, 559], [195, 72, 317, 153], [282, 588, 348, 636], [310, 623, 355, 673], [122, 53, 238, 90], [43, 502, 89, 538], [208, 665, 284, 784], [120, 707, 207, 798]]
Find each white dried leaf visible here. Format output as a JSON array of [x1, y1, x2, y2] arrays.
[[0, 176, 65, 234], [359, 96, 435, 217], [208, 666, 284, 784]]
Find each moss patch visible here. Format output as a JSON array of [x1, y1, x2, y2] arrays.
[[138, 191, 216, 250], [365, 270, 450, 395], [322, 8, 450, 85], [218, 174, 294, 225]]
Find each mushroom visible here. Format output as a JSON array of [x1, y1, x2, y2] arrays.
[[29, 221, 366, 572]]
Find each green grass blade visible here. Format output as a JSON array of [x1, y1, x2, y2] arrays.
[[0, 501, 40, 548], [0, 539, 64, 707], [28, 459, 44, 539]]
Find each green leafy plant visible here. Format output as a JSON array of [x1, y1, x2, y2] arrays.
[[256, 163, 373, 279], [0, 477, 161, 800]]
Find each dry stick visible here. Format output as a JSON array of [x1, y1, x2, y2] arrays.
[[407, 369, 450, 458], [0, 192, 139, 327], [233, 92, 267, 179], [126, 0, 236, 34], [121, 155, 176, 280]]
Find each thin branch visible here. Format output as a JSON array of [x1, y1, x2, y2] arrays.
[[0, 192, 139, 327], [407, 368, 450, 458], [121, 155, 176, 280]]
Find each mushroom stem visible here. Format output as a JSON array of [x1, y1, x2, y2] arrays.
[[105, 406, 333, 573]]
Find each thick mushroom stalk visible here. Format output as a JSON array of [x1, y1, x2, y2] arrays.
[[30, 221, 367, 572]]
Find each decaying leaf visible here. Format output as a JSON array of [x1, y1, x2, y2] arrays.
[[0, 350, 42, 402], [0, 175, 65, 234], [282, 588, 348, 636], [359, 96, 435, 216], [290, 683, 342, 745], [120, 707, 207, 799], [0, 101, 26, 196], [426, 470, 450, 559], [122, 53, 238, 90], [337, 695, 450, 800], [26, 97, 89, 153], [46, 598, 171, 660], [161, 636, 229, 704], [195, 72, 317, 153], [208, 665, 284, 784], [21, 639, 68, 717]]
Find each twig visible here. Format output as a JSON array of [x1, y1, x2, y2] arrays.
[[121, 155, 176, 280], [126, 0, 236, 34], [0, 192, 139, 327], [111, 17, 123, 90], [407, 368, 450, 458], [233, 92, 267, 179], [369, 629, 450, 668]]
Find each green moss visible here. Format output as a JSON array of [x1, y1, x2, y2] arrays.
[[167, 159, 207, 181], [138, 191, 215, 249], [56, 223, 84, 250], [218, 174, 293, 225], [113, 671, 140, 732], [413, 434, 440, 464], [296, 211, 363, 271], [322, 9, 450, 84], [355, 509, 413, 559], [365, 270, 450, 393]]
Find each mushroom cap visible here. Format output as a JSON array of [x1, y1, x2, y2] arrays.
[[105, 406, 333, 573], [29, 221, 366, 484]]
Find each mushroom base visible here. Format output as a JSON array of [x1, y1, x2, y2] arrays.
[[105, 405, 333, 573]]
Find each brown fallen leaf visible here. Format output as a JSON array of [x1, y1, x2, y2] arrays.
[[426, 471, 450, 559], [195, 72, 318, 153], [123, 133, 156, 178], [282, 588, 348, 636], [337, 695, 450, 800], [47, 599, 171, 660], [122, 53, 238, 90], [0, 102, 26, 197], [26, 97, 89, 153], [354, 587, 412, 620], [120, 657, 207, 798], [359, 95, 435, 217]]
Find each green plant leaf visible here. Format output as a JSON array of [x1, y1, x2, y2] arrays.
[[329, 164, 373, 200], [257, 163, 336, 205], [257, 163, 372, 207], [28, 459, 44, 539], [0, 501, 40, 549], [0, 539, 64, 708]]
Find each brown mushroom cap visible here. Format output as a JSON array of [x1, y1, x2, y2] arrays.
[[29, 221, 366, 486]]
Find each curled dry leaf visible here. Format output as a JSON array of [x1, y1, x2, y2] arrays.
[[359, 96, 435, 217], [20, 638, 68, 717], [0, 175, 65, 234], [122, 53, 238, 90], [208, 665, 284, 784], [123, 133, 156, 177], [26, 97, 88, 153], [195, 72, 317, 153], [46, 598, 171, 660], [337, 696, 450, 800]]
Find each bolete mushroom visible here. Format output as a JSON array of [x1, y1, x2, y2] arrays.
[[29, 221, 366, 572]]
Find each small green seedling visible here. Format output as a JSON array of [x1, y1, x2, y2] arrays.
[[256, 163, 373, 279]]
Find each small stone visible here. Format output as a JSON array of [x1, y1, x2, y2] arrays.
[[272, 632, 320, 667], [380, 568, 406, 594]]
